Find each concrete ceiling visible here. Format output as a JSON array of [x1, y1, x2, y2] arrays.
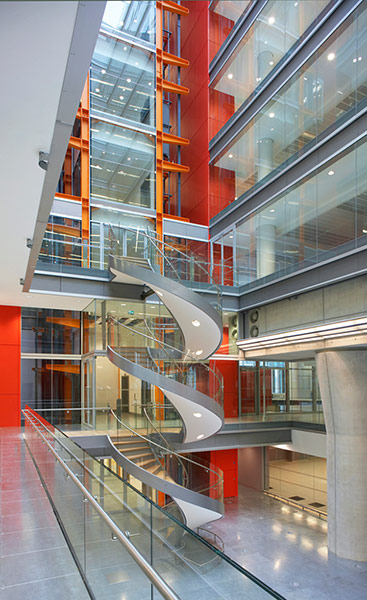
[[0, 1, 105, 312]]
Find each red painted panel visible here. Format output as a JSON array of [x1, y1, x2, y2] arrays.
[[180, 2, 210, 225], [0, 306, 21, 345], [211, 449, 238, 498], [214, 359, 238, 418], [0, 305, 21, 427]]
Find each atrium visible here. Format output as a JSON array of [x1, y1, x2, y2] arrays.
[[0, 1, 366, 599]]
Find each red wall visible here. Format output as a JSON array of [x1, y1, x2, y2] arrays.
[[181, 1, 210, 225], [0, 306, 21, 426], [211, 448, 238, 497]]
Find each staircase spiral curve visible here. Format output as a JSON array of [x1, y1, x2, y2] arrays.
[[106, 230, 225, 529]]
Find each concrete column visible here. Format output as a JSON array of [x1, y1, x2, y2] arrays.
[[256, 223, 276, 278], [315, 350, 367, 562], [257, 137, 274, 181]]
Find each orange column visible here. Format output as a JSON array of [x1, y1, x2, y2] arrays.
[[0, 306, 21, 426], [156, 2, 164, 241], [79, 76, 90, 266]]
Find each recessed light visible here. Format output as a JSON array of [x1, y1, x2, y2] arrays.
[[228, 153, 233, 158], [294, 1, 298, 5], [120, 20, 124, 26], [135, 62, 139, 66], [148, 82, 152, 86], [353, 58, 357, 63], [256, 77, 262, 82], [358, 56, 362, 61], [269, 112, 275, 118], [95, 88, 100, 93], [101, 69, 106, 74], [192, 320, 201, 327], [227, 73, 234, 80], [363, 229, 367, 234], [127, 78, 131, 83], [269, 61, 274, 66], [120, 303, 126, 306], [123, 46, 127, 51], [193, 412, 202, 418], [327, 52, 335, 61], [197, 434, 205, 440], [268, 16, 275, 25], [328, 170, 335, 176], [119, 95, 124, 100], [229, 235, 233, 239], [195, 349, 203, 356], [269, 208, 275, 213]]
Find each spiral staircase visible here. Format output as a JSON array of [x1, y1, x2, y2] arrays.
[[105, 229, 225, 530]]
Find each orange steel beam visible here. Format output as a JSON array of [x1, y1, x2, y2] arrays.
[[46, 364, 80, 375], [162, 132, 189, 145], [69, 135, 82, 150], [55, 192, 81, 202], [63, 148, 72, 195], [163, 160, 190, 173], [163, 214, 190, 222], [162, 51, 189, 68], [46, 317, 80, 328], [46, 224, 81, 238], [162, 0, 189, 16], [162, 79, 189, 95]]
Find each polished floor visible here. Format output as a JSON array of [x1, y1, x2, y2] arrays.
[[0, 427, 89, 600], [209, 484, 367, 600]]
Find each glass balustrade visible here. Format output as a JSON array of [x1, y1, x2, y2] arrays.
[[23, 407, 287, 600]]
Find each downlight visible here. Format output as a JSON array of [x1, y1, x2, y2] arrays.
[[193, 412, 202, 418], [192, 320, 200, 327], [195, 349, 203, 356], [197, 434, 205, 440]]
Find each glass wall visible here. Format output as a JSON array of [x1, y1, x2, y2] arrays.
[[213, 137, 367, 288], [22, 308, 81, 354], [240, 360, 323, 422], [90, 118, 155, 208], [91, 31, 155, 126], [210, 0, 329, 131], [21, 358, 81, 418], [210, 3, 367, 216], [101, 0, 156, 45], [209, 1, 251, 62]]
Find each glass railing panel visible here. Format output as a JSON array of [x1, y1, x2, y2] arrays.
[[24, 408, 286, 599]]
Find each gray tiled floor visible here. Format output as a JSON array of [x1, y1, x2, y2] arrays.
[[0, 427, 90, 600], [208, 485, 367, 600]]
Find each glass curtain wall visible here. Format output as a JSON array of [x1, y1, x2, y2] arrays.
[[210, 3, 367, 216], [90, 1, 156, 214], [240, 359, 323, 422], [212, 137, 367, 288], [21, 308, 81, 418], [210, 0, 330, 134]]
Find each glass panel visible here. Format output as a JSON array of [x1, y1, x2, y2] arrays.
[[21, 307, 81, 354], [210, 0, 330, 136], [209, 1, 251, 62], [91, 32, 155, 126], [210, 4, 366, 216], [90, 118, 155, 209], [101, 0, 156, 45], [212, 138, 367, 291]]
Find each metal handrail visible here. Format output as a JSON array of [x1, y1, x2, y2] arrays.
[[23, 409, 181, 600], [110, 409, 223, 488]]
